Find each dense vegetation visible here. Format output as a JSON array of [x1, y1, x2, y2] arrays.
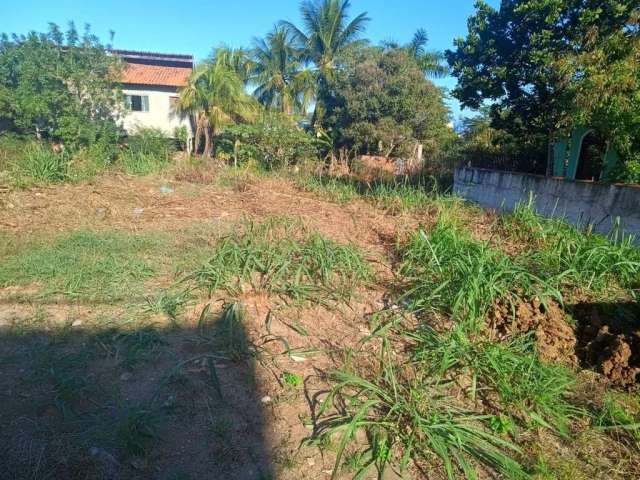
[[447, 0, 640, 180]]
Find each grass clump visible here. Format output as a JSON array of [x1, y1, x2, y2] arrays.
[[189, 217, 372, 303], [11, 142, 70, 184], [313, 340, 527, 480], [296, 174, 359, 204], [398, 218, 560, 326], [594, 392, 640, 447], [118, 127, 175, 175], [411, 326, 581, 436], [0, 230, 164, 301], [502, 201, 640, 296], [296, 173, 440, 212]]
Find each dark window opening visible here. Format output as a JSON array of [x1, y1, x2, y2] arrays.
[[125, 95, 149, 112], [576, 131, 606, 181]]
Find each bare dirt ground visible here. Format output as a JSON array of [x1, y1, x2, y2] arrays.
[[0, 171, 412, 480], [0, 172, 408, 254]]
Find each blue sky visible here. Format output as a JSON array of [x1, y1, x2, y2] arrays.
[[2, 0, 499, 121]]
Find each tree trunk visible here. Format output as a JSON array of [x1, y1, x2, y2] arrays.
[[194, 113, 204, 156], [203, 127, 211, 158]]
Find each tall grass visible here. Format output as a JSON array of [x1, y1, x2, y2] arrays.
[[313, 339, 527, 480], [11, 142, 69, 184], [411, 326, 581, 436], [502, 201, 640, 296], [189, 217, 372, 303], [296, 173, 444, 212], [119, 127, 175, 175], [398, 218, 561, 327]]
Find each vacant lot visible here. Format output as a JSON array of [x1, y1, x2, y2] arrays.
[[1, 163, 639, 480]]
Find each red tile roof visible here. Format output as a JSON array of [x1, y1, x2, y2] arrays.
[[121, 63, 191, 87]]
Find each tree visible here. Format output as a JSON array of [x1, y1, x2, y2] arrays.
[[0, 22, 122, 147], [383, 29, 448, 78], [281, 0, 370, 123], [251, 26, 314, 116], [177, 62, 256, 157], [209, 46, 254, 84], [323, 48, 451, 159], [447, 0, 638, 170]]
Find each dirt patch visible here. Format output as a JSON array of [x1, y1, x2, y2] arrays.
[[573, 302, 640, 388], [0, 172, 408, 258], [490, 298, 640, 387], [490, 298, 578, 365]]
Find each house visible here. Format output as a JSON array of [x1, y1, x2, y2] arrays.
[[111, 49, 194, 146]]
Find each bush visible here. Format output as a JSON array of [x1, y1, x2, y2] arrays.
[[11, 142, 69, 184], [119, 127, 175, 175], [607, 158, 640, 185], [218, 115, 318, 169]]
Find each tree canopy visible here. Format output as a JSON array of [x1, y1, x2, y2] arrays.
[[447, 0, 639, 174], [0, 23, 122, 147], [322, 48, 451, 158]]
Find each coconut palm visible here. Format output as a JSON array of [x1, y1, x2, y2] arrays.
[[384, 29, 448, 78], [210, 46, 254, 85], [281, 0, 370, 123], [177, 62, 255, 157], [251, 26, 314, 115]]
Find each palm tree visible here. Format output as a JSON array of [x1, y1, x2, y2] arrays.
[[281, 0, 370, 123], [383, 29, 448, 78], [251, 26, 314, 116], [210, 46, 254, 84], [177, 62, 256, 157]]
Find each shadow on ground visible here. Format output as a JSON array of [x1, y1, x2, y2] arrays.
[[0, 305, 274, 480], [570, 301, 640, 386]]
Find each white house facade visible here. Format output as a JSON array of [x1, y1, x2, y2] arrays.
[[112, 50, 194, 143]]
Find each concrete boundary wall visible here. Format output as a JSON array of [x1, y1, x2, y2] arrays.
[[453, 167, 640, 239]]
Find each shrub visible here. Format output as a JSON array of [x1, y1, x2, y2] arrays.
[[119, 127, 175, 175], [607, 158, 640, 185], [218, 115, 318, 169], [11, 142, 69, 184]]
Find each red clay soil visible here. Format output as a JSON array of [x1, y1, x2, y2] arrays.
[[491, 298, 640, 387], [490, 298, 578, 364], [573, 303, 640, 388]]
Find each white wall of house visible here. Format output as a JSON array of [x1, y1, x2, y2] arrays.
[[120, 85, 192, 138]]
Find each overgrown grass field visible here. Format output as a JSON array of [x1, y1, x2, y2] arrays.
[[1, 159, 639, 480]]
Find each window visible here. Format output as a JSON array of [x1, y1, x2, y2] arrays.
[[125, 95, 149, 112], [169, 96, 179, 110]]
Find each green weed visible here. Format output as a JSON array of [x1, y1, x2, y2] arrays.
[[146, 289, 191, 320], [282, 372, 303, 388], [502, 200, 640, 296], [189, 217, 372, 303], [398, 218, 560, 327], [313, 340, 527, 480], [116, 406, 161, 457], [119, 127, 174, 175], [594, 392, 640, 447], [411, 326, 581, 436], [11, 142, 69, 184]]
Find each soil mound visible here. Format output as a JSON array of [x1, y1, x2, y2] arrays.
[[490, 298, 640, 387], [490, 298, 577, 364], [573, 303, 640, 388]]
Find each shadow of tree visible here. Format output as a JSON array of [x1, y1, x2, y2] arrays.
[[0, 304, 274, 480]]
